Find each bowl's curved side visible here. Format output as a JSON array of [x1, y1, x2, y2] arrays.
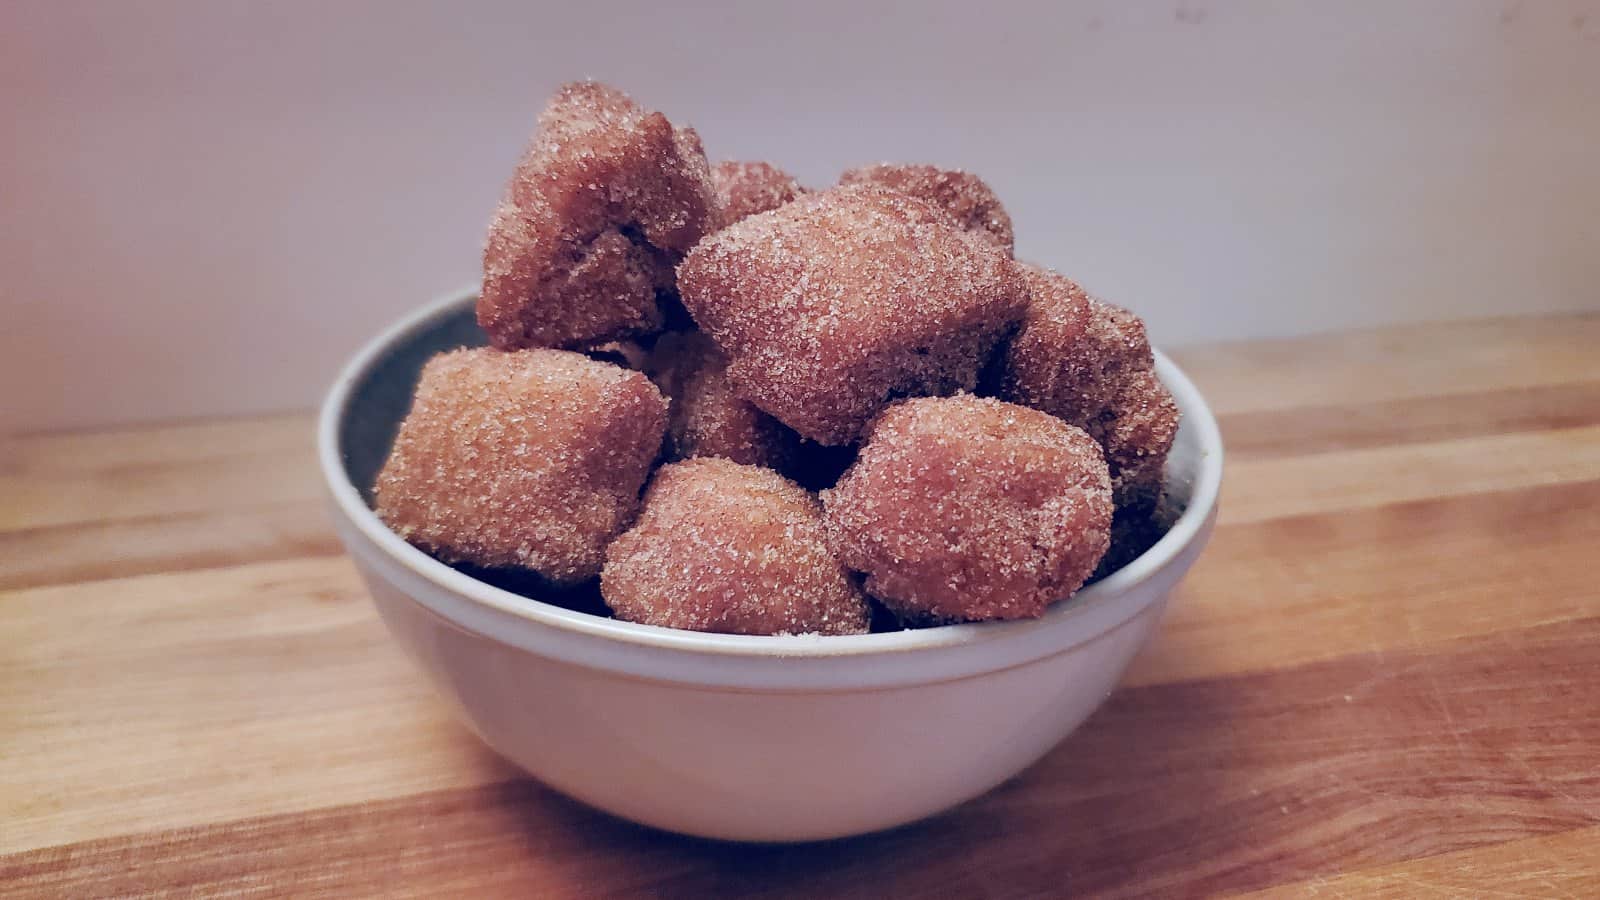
[[317, 286, 1224, 690], [356, 549, 1183, 842]]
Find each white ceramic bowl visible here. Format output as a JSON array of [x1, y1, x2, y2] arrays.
[[318, 287, 1224, 842]]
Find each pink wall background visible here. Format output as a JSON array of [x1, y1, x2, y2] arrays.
[[3, 0, 1598, 431]]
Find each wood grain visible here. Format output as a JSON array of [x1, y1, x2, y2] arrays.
[[1217, 380, 1600, 461], [0, 413, 320, 532], [1125, 478, 1600, 687], [5, 622, 1597, 898], [3, 314, 1598, 897], [1, 558, 516, 854], [1220, 424, 1600, 526], [1239, 826, 1600, 898], [0, 501, 337, 591], [1166, 313, 1600, 416]]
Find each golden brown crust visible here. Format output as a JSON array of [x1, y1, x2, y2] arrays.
[[822, 395, 1113, 622], [601, 458, 870, 635], [374, 347, 667, 583], [677, 185, 1029, 445], [479, 82, 715, 350], [999, 264, 1179, 508], [710, 161, 805, 229], [839, 163, 1014, 253]]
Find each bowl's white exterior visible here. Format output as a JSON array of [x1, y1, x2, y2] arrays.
[[320, 289, 1223, 842]]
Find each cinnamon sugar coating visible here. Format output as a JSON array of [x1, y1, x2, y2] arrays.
[[823, 395, 1113, 622], [479, 82, 715, 350], [648, 330, 801, 471], [375, 348, 667, 583], [998, 264, 1180, 509], [677, 185, 1028, 445], [839, 163, 1013, 252], [711, 161, 805, 229], [602, 458, 870, 635]]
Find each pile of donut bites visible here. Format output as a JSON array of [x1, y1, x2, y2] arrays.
[[374, 81, 1179, 637]]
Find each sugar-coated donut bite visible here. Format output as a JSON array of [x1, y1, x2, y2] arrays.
[[838, 163, 1013, 253], [677, 185, 1029, 445], [479, 81, 716, 350], [602, 458, 870, 635], [648, 330, 801, 471], [823, 395, 1113, 622], [711, 161, 805, 229], [997, 264, 1180, 509], [375, 348, 668, 583]]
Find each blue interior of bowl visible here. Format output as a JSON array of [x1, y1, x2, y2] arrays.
[[339, 304, 486, 504]]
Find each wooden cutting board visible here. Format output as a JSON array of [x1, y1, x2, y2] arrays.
[[4, 313, 1599, 897]]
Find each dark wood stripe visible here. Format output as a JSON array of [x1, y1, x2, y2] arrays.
[[6, 618, 1597, 899], [1219, 380, 1600, 461], [1132, 478, 1600, 685], [1220, 423, 1600, 527], [1168, 312, 1600, 417], [0, 502, 340, 592]]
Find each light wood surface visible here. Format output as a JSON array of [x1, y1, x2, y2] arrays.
[[3, 314, 1598, 897]]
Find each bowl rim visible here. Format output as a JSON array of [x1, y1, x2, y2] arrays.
[[318, 284, 1224, 661]]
